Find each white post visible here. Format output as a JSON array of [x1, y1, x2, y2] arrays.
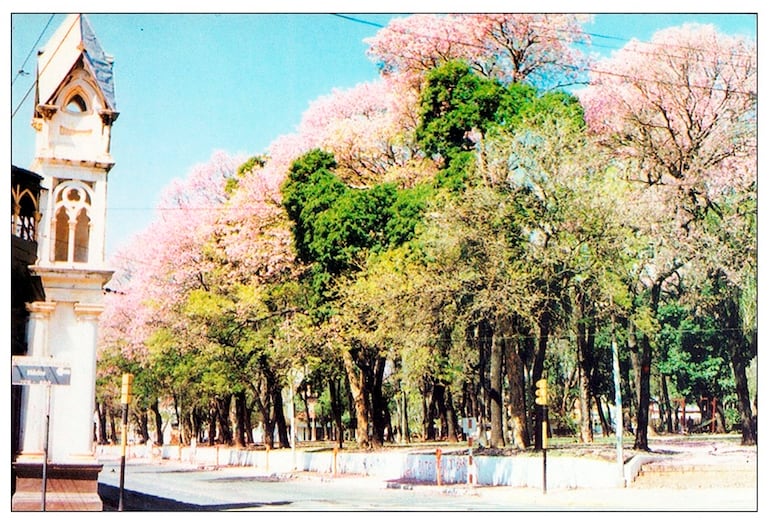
[[611, 328, 625, 486], [290, 383, 296, 470]]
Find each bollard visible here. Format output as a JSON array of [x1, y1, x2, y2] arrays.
[[333, 447, 338, 476], [265, 444, 270, 473], [436, 449, 442, 486], [468, 453, 475, 485], [467, 436, 475, 486]]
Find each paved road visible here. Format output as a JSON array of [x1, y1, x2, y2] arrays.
[[97, 458, 757, 512]]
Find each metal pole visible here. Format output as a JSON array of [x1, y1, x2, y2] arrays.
[[118, 402, 128, 511], [42, 384, 51, 511], [118, 372, 133, 511], [541, 406, 547, 495], [290, 383, 296, 470], [611, 328, 625, 485]]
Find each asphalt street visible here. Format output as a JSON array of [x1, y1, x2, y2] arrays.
[[97, 458, 758, 512]]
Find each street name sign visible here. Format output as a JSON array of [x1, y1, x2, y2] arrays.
[[11, 356, 72, 386]]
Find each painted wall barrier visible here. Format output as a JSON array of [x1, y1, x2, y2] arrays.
[[97, 445, 632, 489]]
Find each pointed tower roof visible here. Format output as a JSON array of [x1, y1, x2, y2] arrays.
[[35, 14, 116, 114]]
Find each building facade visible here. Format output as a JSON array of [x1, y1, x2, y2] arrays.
[[12, 14, 118, 511]]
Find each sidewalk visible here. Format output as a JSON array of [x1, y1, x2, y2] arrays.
[[97, 456, 758, 511], [96, 435, 759, 511]]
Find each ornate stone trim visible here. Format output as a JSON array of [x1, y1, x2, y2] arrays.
[[25, 301, 57, 316], [73, 303, 104, 320]]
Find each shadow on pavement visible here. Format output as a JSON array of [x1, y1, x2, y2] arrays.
[[98, 483, 290, 511]]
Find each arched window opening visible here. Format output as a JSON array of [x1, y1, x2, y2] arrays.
[[12, 190, 39, 241], [74, 207, 90, 263], [65, 93, 88, 113], [51, 180, 93, 264], [53, 206, 69, 262]]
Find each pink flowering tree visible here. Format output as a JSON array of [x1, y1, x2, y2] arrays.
[[580, 23, 757, 447], [366, 14, 590, 91], [99, 151, 246, 444]]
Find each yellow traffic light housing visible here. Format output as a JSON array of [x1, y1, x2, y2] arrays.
[[121, 373, 134, 405], [535, 378, 548, 406]]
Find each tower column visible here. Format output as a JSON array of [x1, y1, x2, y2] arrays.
[[66, 303, 104, 459], [16, 301, 57, 462]]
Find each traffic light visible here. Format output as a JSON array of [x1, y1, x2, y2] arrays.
[[121, 373, 134, 405], [534, 378, 548, 406]]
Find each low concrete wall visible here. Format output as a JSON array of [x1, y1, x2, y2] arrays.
[[96, 444, 630, 490]]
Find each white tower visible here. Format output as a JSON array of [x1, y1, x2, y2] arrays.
[[13, 14, 117, 511]]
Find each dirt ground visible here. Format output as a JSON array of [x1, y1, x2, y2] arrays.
[[630, 435, 758, 489]]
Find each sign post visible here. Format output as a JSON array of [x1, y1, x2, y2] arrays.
[[461, 417, 477, 485], [11, 356, 72, 511], [535, 378, 549, 494], [119, 373, 134, 511]]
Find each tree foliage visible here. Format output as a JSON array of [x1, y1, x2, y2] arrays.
[[98, 17, 756, 451]]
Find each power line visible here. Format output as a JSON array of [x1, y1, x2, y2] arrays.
[[331, 13, 385, 29], [11, 14, 55, 86], [12, 14, 80, 120]]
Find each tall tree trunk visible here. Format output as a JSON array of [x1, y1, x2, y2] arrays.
[[423, 378, 434, 441], [135, 408, 150, 444], [216, 395, 233, 445], [444, 388, 458, 442], [370, 356, 387, 447], [577, 365, 593, 443], [576, 337, 594, 443], [208, 400, 218, 446], [272, 385, 289, 448], [328, 377, 345, 449], [713, 399, 727, 434], [595, 396, 610, 437], [475, 319, 493, 445], [633, 334, 653, 450], [299, 384, 311, 442], [245, 400, 255, 444], [254, 379, 275, 449], [96, 401, 108, 445], [234, 390, 247, 448], [400, 388, 411, 444], [432, 383, 447, 439], [718, 280, 758, 445], [150, 399, 164, 446], [660, 374, 673, 433], [342, 348, 371, 449], [489, 329, 505, 448], [504, 339, 529, 449], [730, 341, 757, 445], [634, 274, 672, 451], [109, 408, 118, 444], [574, 288, 595, 443]]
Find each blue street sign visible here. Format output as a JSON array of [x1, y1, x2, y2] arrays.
[[11, 357, 71, 385]]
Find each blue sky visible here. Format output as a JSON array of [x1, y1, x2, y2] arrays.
[[9, 10, 757, 257]]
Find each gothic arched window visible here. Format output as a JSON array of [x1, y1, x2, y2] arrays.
[[64, 93, 88, 114], [51, 180, 93, 264]]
